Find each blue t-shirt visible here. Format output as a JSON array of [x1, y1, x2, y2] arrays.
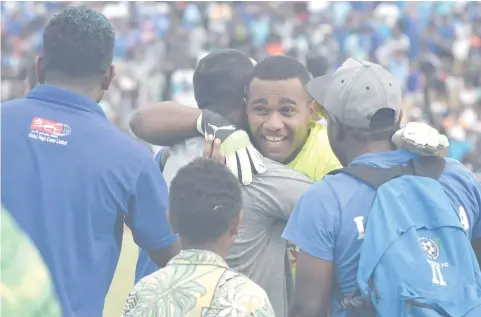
[[283, 150, 481, 317], [1, 85, 177, 317], [134, 150, 167, 283]]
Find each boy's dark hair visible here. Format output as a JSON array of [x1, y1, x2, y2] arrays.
[[193, 49, 254, 116], [248, 55, 312, 89], [169, 158, 242, 245], [42, 6, 115, 80]]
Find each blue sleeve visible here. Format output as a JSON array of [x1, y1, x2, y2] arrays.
[[445, 159, 481, 239], [126, 159, 177, 251], [282, 180, 340, 261], [135, 248, 160, 283]]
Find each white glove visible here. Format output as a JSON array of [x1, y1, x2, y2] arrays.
[[220, 131, 266, 185], [197, 110, 266, 185], [392, 122, 449, 157]]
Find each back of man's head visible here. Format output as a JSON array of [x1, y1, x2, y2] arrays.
[[168, 158, 242, 246], [307, 58, 402, 165], [41, 6, 115, 84], [249, 55, 312, 88], [193, 49, 255, 117], [308, 58, 402, 141]]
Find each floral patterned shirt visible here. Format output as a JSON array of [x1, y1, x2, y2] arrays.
[[1, 207, 62, 317], [122, 249, 276, 317]]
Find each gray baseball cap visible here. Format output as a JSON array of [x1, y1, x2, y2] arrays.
[[306, 58, 402, 129]]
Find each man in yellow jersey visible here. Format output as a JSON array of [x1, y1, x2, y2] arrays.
[[242, 56, 341, 276], [130, 55, 448, 278], [132, 50, 314, 317], [244, 55, 340, 181], [131, 55, 341, 182]]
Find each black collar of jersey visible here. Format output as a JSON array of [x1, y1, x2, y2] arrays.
[[26, 85, 106, 118]]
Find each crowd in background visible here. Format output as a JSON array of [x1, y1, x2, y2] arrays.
[[2, 1, 481, 174]]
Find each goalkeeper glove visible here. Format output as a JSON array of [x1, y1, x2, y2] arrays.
[[392, 122, 449, 157], [197, 110, 266, 185]]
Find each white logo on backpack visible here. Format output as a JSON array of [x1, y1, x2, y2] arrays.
[[419, 237, 448, 287]]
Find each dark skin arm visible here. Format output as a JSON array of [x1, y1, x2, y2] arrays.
[[129, 101, 202, 147], [147, 239, 180, 268], [290, 251, 334, 317]]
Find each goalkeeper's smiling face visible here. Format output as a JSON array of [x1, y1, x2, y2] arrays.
[[246, 77, 315, 164]]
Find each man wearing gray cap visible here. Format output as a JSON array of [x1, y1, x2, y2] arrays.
[[282, 58, 481, 317]]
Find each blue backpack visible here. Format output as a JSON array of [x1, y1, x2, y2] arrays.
[[331, 156, 481, 317]]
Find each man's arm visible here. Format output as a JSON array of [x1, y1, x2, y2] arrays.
[[131, 103, 266, 185], [292, 252, 334, 317], [282, 181, 339, 317], [125, 158, 180, 268], [130, 101, 201, 146]]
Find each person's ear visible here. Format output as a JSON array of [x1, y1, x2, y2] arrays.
[[307, 100, 317, 120], [101, 65, 116, 91], [35, 56, 46, 84], [309, 100, 328, 121]]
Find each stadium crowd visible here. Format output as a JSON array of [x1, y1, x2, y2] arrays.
[[2, 1, 481, 173], [2, 2, 481, 317]]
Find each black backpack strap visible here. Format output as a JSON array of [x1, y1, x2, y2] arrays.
[[328, 156, 446, 189]]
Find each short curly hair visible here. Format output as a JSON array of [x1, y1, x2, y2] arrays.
[[42, 6, 115, 78], [246, 55, 312, 99], [168, 158, 243, 245], [193, 49, 255, 116], [249, 55, 312, 87]]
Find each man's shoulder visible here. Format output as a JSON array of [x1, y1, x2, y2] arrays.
[[1, 97, 38, 118], [127, 265, 273, 316], [441, 158, 480, 203], [443, 158, 477, 182], [260, 157, 313, 183], [2, 97, 28, 108], [300, 171, 373, 214], [314, 170, 365, 193], [103, 129, 155, 167], [246, 157, 314, 201], [289, 122, 341, 180]]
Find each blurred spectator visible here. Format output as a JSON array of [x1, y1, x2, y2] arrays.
[[1, 1, 480, 173]]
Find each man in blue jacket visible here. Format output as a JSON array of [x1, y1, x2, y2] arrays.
[[1, 6, 179, 317]]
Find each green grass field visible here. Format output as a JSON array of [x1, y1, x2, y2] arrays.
[[103, 231, 138, 317]]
